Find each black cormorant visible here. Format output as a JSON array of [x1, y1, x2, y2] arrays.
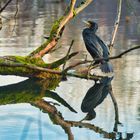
[[81, 77, 113, 121], [82, 21, 113, 73]]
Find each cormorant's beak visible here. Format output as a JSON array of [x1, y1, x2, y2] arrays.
[[83, 20, 91, 26]]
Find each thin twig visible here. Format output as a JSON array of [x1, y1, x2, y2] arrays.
[[93, 45, 140, 62], [11, 0, 19, 35], [109, 0, 122, 49], [109, 85, 120, 132], [0, 0, 13, 13], [62, 40, 74, 70], [64, 45, 140, 71]]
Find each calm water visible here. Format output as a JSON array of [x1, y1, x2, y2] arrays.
[[0, 0, 140, 139]]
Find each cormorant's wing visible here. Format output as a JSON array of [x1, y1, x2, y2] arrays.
[[82, 29, 103, 58], [81, 83, 104, 112], [96, 36, 110, 58]]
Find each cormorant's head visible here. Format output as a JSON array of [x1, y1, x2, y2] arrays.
[[83, 21, 98, 32]]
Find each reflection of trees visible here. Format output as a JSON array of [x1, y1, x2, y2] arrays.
[[80, 77, 113, 121]]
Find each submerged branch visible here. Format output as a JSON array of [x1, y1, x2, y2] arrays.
[[34, 99, 74, 140]]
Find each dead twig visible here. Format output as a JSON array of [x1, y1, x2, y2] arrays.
[[94, 45, 140, 62], [11, 0, 19, 34], [64, 45, 140, 72], [62, 40, 75, 70], [0, 0, 13, 13], [109, 0, 122, 49]]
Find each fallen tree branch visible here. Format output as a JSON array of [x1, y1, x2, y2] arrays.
[[0, 45, 139, 79], [0, 61, 100, 80], [109, 0, 122, 49]]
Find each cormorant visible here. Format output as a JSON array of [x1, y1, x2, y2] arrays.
[[81, 77, 113, 121], [82, 21, 113, 73]]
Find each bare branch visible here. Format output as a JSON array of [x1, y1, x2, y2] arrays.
[[0, 0, 13, 13], [56, 0, 77, 37], [11, 0, 19, 34], [62, 40, 75, 70], [75, 0, 93, 14], [109, 0, 122, 48], [64, 45, 140, 72], [95, 45, 140, 61]]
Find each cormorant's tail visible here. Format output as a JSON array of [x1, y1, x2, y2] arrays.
[[100, 61, 113, 73]]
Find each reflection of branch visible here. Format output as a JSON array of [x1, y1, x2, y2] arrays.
[[34, 99, 74, 140], [109, 85, 120, 132], [0, 0, 13, 13], [34, 99, 116, 139], [109, 0, 122, 48]]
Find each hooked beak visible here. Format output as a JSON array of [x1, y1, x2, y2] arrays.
[[82, 20, 91, 26]]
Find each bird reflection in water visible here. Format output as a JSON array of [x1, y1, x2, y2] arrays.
[[81, 77, 113, 121], [80, 77, 134, 139]]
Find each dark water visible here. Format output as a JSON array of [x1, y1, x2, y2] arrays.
[[0, 0, 140, 139]]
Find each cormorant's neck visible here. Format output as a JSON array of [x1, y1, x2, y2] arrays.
[[90, 26, 98, 33]]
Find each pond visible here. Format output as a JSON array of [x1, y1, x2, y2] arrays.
[[0, 0, 140, 139]]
